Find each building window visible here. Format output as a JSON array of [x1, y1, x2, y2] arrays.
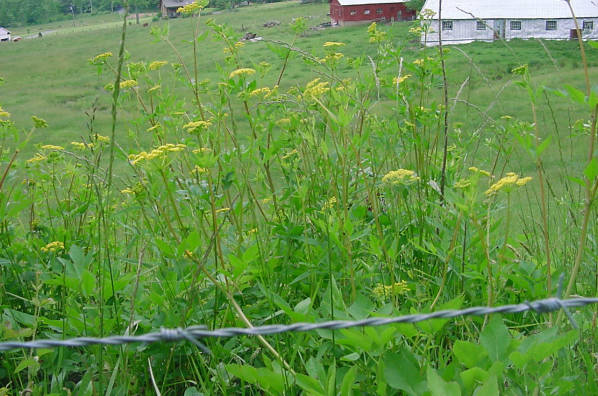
[[546, 20, 557, 30], [510, 20, 521, 30], [376, 8, 383, 14], [583, 20, 594, 31], [364, 9, 370, 15], [442, 20, 453, 31], [476, 20, 486, 30], [350, 10, 356, 15]]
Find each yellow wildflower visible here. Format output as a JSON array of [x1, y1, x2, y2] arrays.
[[323, 41, 345, 47], [121, 188, 135, 194], [382, 169, 420, 185], [485, 172, 532, 196], [27, 153, 47, 164], [71, 142, 93, 150], [32, 116, 48, 128], [229, 68, 256, 79], [184, 120, 212, 133], [146, 124, 161, 133], [249, 87, 272, 97], [191, 166, 209, 174], [149, 61, 168, 70], [322, 196, 337, 211], [94, 134, 110, 143], [41, 145, 64, 151], [177, 0, 206, 15], [119, 80, 138, 89], [41, 241, 65, 253], [373, 280, 410, 300], [0, 105, 10, 118], [215, 207, 230, 213], [454, 179, 471, 189], [393, 74, 412, 85], [304, 78, 330, 100], [468, 167, 492, 177], [413, 58, 425, 66], [192, 147, 212, 154], [91, 52, 113, 64], [148, 84, 161, 93]]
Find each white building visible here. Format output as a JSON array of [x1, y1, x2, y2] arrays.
[[421, 0, 598, 45], [0, 27, 11, 43]]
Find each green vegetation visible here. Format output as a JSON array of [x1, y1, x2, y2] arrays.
[[1, 1, 597, 394]]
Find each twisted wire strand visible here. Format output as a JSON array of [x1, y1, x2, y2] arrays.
[[1, 297, 596, 352]]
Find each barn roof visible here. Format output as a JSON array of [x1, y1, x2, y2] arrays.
[[162, 0, 195, 8], [0, 27, 10, 34], [337, 0, 408, 6], [421, 0, 598, 20]]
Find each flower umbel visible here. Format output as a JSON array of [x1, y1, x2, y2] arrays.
[[41, 241, 65, 253], [382, 169, 420, 185]]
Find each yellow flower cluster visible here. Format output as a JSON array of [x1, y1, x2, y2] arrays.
[[32, 116, 48, 128], [367, 22, 387, 43], [191, 165, 209, 174], [372, 280, 410, 300], [485, 172, 532, 196], [146, 124, 161, 133], [192, 147, 212, 154], [71, 142, 94, 150], [322, 196, 337, 210], [304, 78, 330, 100], [94, 134, 110, 143], [215, 207, 230, 213], [177, 0, 206, 15], [183, 120, 212, 133], [149, 61, 168, 70], [91, 52, 113, 64], [128, 143, 186, 165], [322, 52, 344, 63], [249, 87, 273, 98], [119, 80, 138, 89], [382, 169, 419, 185], [0, 105, 10, 118], [41, 145, 64, 151], [27, 153, 47, 164], [41, 241, 64, 253], [148, 85, 161, 93], [323, 41, 345, 47], [229, 68, 256, 79], [454, 179, 471, 189], [393, 74, 411, 85], [468, 166, 492, 177]]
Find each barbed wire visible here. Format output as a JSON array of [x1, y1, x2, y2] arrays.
[[1, 296, 597, 353]]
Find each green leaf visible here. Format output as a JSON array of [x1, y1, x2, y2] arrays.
[[295, 373, 326, 396], [427, 367, 461, 396], [341, 366, 358, 396], [226, 364, 284, 394], [81, 270, 96, 298], [479, 316, 510, 362], [473, 375, 499, 396], [584, 157, 598, 180], [14, 358, 40, 374], [564, 85, 586, 105], [383, 349, 423, 395], [460, 367, 488, 393], [453, 341, 488, 368], [184, 387, 202, 396]]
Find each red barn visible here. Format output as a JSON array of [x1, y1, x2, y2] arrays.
[[330, 0, 416, 26]]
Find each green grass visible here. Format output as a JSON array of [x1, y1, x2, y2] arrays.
[[1, 3, 597, 394]]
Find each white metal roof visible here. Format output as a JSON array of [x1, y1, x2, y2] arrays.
[[421, 0, 598, 20], [337, 0, 408, 6], [0, 27, 10, 34]]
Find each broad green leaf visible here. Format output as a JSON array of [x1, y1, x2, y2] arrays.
[[564, 85, 586, 105], [453, 340, 488, 368], [417, 296, 463, 335], [584, 157, 598, 180], [295, 373, 326, 396], [226, 364, 284, 394], [479, 316, 510, 362], [427, 367, 461, 396], [473, 375, 499, 396], [14, 358, 40, 374], [383, 349, 423, 395], [81, 270, 95, 298], [460, 367, 488, 393]]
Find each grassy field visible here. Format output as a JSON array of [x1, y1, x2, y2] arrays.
[[1, 2, 598, 394]]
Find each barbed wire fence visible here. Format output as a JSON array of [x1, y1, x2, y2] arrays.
[[1, 296, 597, 353]]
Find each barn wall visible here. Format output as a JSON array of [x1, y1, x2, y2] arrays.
[[331, 1, 416, 26], [423, 17, 598, 45]]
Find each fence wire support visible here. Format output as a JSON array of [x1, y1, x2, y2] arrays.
[[1, 297, 597, 352]]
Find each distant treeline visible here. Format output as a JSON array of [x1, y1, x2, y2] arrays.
[[0, 0, 159, 27]]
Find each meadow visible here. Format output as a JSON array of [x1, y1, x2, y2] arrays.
[[1, 1, 598, 394]]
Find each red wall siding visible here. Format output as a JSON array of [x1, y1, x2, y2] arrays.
[[330, 0, 416, 25]]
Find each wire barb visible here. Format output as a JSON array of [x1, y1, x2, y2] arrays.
[[0, 297, 596, 352]]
